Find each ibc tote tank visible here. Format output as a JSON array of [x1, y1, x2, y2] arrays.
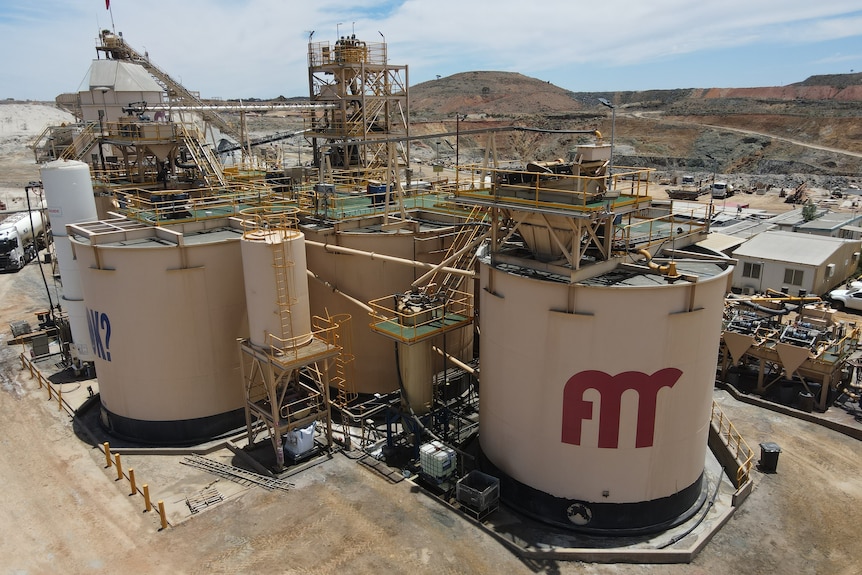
[[478, 257, 732, 533]]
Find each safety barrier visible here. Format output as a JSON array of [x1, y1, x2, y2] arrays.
[[710, 400, 755, 489], [20, 353, 169, 530]]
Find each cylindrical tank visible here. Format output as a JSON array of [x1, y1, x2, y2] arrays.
[[302, 216, 473, 395], [396, 292, 439, 414], [478, 258, 732, 533], [398, 341, 434, 414], [40, 159, 99, 362], [241, 228, 312, 349], [69, 218, 248, 444]]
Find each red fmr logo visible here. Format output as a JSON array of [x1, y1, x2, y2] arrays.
[[561, 368, 682, 448]]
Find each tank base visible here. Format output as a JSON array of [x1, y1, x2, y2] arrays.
[[480, 451, 708, 535], [99, 405, 245, 446]]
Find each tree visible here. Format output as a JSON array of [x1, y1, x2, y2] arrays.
[[802, 199, 818, 222]]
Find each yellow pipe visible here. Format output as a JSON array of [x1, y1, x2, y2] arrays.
[[103, 442, 111, 467], [143, 484, 152, 512], [115, 453, 123, 481], [638, 249, 678, 277]]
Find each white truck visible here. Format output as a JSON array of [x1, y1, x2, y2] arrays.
[[0, 211, 47, 271], [711, 181, 734, 199]]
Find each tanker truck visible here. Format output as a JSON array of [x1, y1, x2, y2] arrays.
[[0, 210, 48, 271]]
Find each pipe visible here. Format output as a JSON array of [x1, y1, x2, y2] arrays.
[[411, 231, 489, 288], [305, 269, 374, 313], [638, 248, 678, 277], [304, 239, 475, 278], [431, 345, 476, 375]]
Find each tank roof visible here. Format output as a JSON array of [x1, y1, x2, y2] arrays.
[[67, 216, 244, 248]]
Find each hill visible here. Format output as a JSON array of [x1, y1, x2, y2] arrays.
[[409, 72, 862, 185]]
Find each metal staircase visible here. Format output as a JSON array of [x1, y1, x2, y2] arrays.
[[60, 122, 99, 161], [177, 124, 227, 188], [425, 204, 489, 297]]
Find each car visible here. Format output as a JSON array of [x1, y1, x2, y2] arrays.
[[828, 286, 862, 311]]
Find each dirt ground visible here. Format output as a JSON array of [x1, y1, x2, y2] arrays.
[[2, 256, 862, 575]]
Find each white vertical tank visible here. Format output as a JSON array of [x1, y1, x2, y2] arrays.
[[40, 159, 99, 362], [240, 211, 311, 350], [478, 257, 732, 533]]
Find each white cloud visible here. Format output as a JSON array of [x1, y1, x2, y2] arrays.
[[0, 0, 859, 99]]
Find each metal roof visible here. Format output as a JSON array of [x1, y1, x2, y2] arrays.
[[84, 59, 164, 94], [732, 230, 857, 266], [795, 211, 862, 232]]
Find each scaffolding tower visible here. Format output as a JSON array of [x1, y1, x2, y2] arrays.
[[307, 35, 409, 173]]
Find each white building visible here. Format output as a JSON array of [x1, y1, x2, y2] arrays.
[[730, 230, 861, 296]]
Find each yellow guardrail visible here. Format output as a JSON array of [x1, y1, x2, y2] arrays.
[[710, 400, 755, 488], [19, 353, 170, 530]]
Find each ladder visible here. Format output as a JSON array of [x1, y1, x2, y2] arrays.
[[271, 233, 297, 348], [181, 454, 292, 491]]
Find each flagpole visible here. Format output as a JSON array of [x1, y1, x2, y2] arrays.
[[107, 1, 115, 32]]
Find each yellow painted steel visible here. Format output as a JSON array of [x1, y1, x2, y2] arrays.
[[103, 442, 111, 468], [157, 501, 168, 530], [115, 454, 123, 481], [143, 484, 152, 513], [710, 401, 754, 488], [129, 468, 137, 496]]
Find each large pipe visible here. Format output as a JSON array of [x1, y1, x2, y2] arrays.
[[304, 239, 476, 278], [432, 345, 476, 375], [306, 269, 374, 313]]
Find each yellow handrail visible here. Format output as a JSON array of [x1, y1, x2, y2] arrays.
[[710, 401, 755, 487]]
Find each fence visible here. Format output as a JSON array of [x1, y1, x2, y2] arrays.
[[20, 353, 169, 530]]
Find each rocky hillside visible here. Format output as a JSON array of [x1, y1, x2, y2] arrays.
[[409, 72, 862, 186]]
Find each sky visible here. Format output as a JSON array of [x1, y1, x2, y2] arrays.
[[1, 0, 861, 101]]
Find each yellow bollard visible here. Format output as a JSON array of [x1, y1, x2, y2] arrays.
[[143, 484, 152, 512], [103, 442, 111, 467], [46, 384, 52, 400], [57, 386, 62, 411], [115, 453, 123, 481], [157, 500, 168, 530], [129, 468, 137, 496]]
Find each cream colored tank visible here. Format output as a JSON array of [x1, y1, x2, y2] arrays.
[[241, 228, 312, 350], [68, 218, 248, 444], [302, 214, 474, 395], [478, 257, 732, 533]]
